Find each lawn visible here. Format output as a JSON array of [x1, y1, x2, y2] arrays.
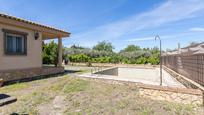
[[0, 70, 203, 115]]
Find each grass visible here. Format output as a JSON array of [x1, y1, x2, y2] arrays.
[[0, 83, 29, 93], [18, 91, 52, 114], [63, 79, 90, 93], [0, 73, 202, 115], [77, 69, 91, 74]]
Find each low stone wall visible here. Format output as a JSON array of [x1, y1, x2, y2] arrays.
[[78, 76, 204, 106], [138, 84, 203, 106], [0, 66, 64, 83]]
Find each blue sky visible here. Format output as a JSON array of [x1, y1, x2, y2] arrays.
[[0, 0, 204, 51]]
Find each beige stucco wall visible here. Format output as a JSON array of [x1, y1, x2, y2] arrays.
[[0, 23, 42, 70]]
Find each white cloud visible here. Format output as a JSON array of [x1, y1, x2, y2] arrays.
[[125, 35, 175, 42], [69, 0, 204, 46], [189, 27, 204, 32], [125, 31, 204, 42], [126, 37, 155, 42]]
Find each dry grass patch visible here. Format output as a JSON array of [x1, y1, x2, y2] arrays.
[[0, 75, 202, 115]]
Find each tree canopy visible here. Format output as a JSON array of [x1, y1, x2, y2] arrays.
[[42, 40, 160, 66], [70, 44, 86, 49], [63, 41, 160, 65], [93, 41, 114, 52], [120, 45, 141, 52], [42, 41, 58, 66]]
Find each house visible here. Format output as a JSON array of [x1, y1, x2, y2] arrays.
[[0, 13, 70, 83]]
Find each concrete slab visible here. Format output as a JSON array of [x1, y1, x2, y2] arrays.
[[79, 67, 185, 88]]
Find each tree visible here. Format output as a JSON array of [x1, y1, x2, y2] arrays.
[[150, 47, 159, 54], [63, 42, 160, 65], [120, 45, 141, 52], [42, 41, 58, 66], [93, 41, 114, 52], [68, 54, 90, 62], [189, 42, 198, 47], [70, 44, 86, 49], [148, 55, 159, 65]]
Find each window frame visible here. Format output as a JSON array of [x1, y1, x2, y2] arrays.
[[2, 29, 28, 56]]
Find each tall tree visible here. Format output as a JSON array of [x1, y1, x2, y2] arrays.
[[42, 41, 58, 66], [70, 44, 86, 49], [93, 41, 114, 52], [189, 42, 198, 47], [120, 45, 141, 52]]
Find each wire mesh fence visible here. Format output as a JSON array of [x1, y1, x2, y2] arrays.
[[162, 55, 204, 86]]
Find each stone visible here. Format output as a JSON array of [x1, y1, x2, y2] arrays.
[[0, 67, 64, 82], [170, 93, 178, 99], [53, 96, 65, 109], [165, 95, 172, 101]]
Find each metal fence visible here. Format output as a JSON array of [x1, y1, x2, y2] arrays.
[[162, 54, 204, 86]]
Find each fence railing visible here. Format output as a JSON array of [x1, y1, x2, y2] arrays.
[[162, 54, 204, 86]]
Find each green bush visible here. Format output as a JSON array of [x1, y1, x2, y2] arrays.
[[148, 55, 159, 65], [68, 54, 90, 63], [136, 57, 147, 64], [42, 41, 58, 66], [121, 58, 131, 64], [63, 42, 160, 65], [92, 57, 111, 63]]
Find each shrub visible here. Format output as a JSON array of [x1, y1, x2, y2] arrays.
[[42, 41, 58, 66], [63, 41, 160, 65], [68, 54, 90, 63], [136, 57, 147, 64], [148, 55, 159, 65]]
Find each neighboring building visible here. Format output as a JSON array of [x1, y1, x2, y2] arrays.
[[0, 13, 70, 83]]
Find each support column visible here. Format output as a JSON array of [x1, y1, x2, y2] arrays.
[[58, 37, 62, 67]]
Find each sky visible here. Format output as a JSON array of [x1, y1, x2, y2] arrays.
[[0, 0, 204, 51]]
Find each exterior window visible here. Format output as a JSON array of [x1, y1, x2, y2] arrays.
[[3, 29, 27, 55]]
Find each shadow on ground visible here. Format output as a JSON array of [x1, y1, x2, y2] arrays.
[[64, 70, 82, 74], [0, 94, 17, 107], [3, 69, 82, 86]]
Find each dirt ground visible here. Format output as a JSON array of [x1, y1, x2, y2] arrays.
[[0, 66, 203, 115]]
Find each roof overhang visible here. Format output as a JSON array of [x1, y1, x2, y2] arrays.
[[0, 13, 70, 39]]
